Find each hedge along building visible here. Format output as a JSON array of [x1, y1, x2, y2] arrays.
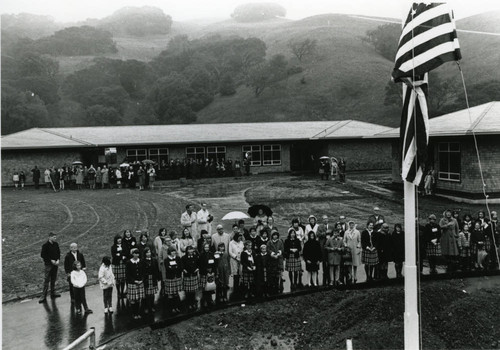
[[376, 101, 500, 202], [1, 120, 393, 186]]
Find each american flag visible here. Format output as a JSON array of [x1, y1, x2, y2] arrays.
[[392, 2, 461, 184]]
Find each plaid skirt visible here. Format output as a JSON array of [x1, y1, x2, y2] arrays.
[[460, 246, 471, 258], [426, 242, 442, 257], [183, 275, 199, 293], [199, 274, 207, 289], [127, 283, 145, 301], [285, 256, 302, 272], [164, 277, 182, 295], [113, 262, 126, 282], [361, 249, 379, 266], [144, 275, 158, 296], [242, 270, 255, 286]]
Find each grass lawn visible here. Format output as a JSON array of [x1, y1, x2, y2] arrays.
[[1, 188, 187, 301]]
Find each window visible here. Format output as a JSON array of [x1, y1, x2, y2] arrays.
[[438, 142, 461, 182], [263, 144, 281, 165], [207, 146, 226, 162], [126, 149, 147, 162], [149, 148, 169, 168], [242, 145, 261, 166], [186, 147, 205, 161]]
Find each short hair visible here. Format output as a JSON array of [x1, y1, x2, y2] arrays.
[[130, 248, 140, 255], [140, 232, 148, 241], [291, 218, 300, 225], [186, 204, 192, 210], [113, 234, 122, 245], [49, 232, 56, 237], [169, 230, 177, 238], [201, 229, 208, 236], [72, 260, 81, 269], [217, 243, 226, 249], [233, 232, 241, 241], [238, 219, 245, 225], [143, 247, 151, 256], [102, 256, 111, 266], [232, 224, 239, 228], [167, 246, 177, 254]]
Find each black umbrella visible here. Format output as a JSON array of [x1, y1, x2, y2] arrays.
[[247, 204, 273, 218]]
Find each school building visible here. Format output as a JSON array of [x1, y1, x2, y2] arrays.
[[376, 101, 500, 201], [1, 120, 394, 186]]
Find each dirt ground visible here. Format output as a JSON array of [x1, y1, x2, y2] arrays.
[[104, 277, 500, 350], [1, 188, 188, 301]]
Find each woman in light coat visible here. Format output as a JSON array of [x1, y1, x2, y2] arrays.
[[439, 209, 460, 272], [229, 233, 244, 290], [343, 221, 361, 283]]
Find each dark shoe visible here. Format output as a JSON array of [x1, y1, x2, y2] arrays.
[[38, 298, 47, 304], [51, 293, 61, 298], [84, 309, 93, 314]]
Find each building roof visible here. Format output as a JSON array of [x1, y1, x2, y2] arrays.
[[1, 120, 393, 150], [375, 101, 500, 138]]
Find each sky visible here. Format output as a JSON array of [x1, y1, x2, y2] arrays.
[[1, 0, 500, 23]]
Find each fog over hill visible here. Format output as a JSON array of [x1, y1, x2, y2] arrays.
[[1, 6, 499, 133]]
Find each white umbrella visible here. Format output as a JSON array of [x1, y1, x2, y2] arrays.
[[221, 211, 250, 221], [119, 163, 130, 168]]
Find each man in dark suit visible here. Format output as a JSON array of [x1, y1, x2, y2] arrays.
[[31, 165, 41, 189], [63, 243, 86, 305], [39, 232, 61, 303], [368, 207, 385, 231]]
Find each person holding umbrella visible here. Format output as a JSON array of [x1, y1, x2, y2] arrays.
[[248, 205, 273, 226]]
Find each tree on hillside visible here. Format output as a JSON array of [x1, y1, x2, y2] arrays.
[[247, 54, 289, 97], [1, 85, 49, 134], [363, 23, 400, 61], [80, 86, 129, 114], [219, 74, 236, 96], [231, 2, 286, 22], [33, 26, 117, 56], [288, 38, 317, 62], [85, 105, 122, 126], [99, 6, 173, 36], [16, 52, 59, 78]]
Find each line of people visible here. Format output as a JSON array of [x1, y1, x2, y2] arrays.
[[39, 207, 499, 320]]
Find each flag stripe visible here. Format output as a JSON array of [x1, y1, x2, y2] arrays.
[[400, 3, 450, 39], [400, 14, 456, 46], [396, 39, 460, 74], [395, 22, 457, 61]]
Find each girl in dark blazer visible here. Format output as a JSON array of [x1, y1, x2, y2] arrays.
[[284, 228, 302, 291], [163, 247, 182, 314], [199, 242, 216, 308], [361, 222, 379, 281], [126, 248, 145, 319], [240, 240, 256, 298], [424, 215, 442, 274], [111, 235, 127, 298], [122, 229, 137, 258], [302, 231, 322, 287], [181, 245, 199, 311], [142, 248, 160, 315]]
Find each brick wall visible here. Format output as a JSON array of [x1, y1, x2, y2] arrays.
[[391, 135, 500, 195], [1, 149, 84, 186], [327, 139, 392, 171]]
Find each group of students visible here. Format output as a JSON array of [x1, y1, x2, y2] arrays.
[[65, 207, 499, 319], [422, 209, 499, 273]]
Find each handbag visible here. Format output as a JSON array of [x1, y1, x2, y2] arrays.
[[342, 247, 352, 262], [205, 273, 216, 292]]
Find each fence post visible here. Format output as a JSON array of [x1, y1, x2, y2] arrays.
[[346, 339, 353, 350]]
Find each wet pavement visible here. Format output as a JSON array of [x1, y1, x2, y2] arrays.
[[2, 260, 451, 350]]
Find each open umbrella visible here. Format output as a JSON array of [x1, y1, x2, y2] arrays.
[[142, 159, 155, 165], [222, 211, 250, 221], [72, 161, 83, 166], [319, 156, 330, 160], [247, 204, 273, 218], [119, 163, 130, 168]]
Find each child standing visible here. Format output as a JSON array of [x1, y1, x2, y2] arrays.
[[164, 247, 182, 314], [98, 257, 115, 314], [215, 243, 230, 303], [181, 245, 200, 311], [458, 224, 472, 271], [326, 230, 345, 285], [12, 171, 19, 190], [126, 248, 145, 319], [199, 243, 216, 308], [240, 240, 256, 298], [71, 261, 93, 315], [142, 248, 160, 315]]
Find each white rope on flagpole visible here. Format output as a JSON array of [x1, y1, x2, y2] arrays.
[[456, 61, 500, 267]]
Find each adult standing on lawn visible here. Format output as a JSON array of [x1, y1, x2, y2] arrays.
[[439, 209, 460, 272], [181, 204, 198, 240], [64, 243, 86, 306], [197, 202, 212, 237], [31, 165, 41, 189], [39, 232, 61, 303]]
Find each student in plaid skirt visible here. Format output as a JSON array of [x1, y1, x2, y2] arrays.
[[266, 231, 284, 294], [471, 221, 486, 269], [111, 235, 128, 298], [126, 248, 145, 319], [164, 247, 182, 314], [424, 215, 442, 274], [199, 242, 216, 308], [241, 241, 256, 298], [284, 228, 302, 291], [142, 248, 160, 315], [458, 224, 473, 271], [361, 222, 379, 282], [181, 245, 200, 311], [214, 243, 230, 303]]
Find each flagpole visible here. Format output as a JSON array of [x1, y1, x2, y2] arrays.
[[404, 180, 420, 349]]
